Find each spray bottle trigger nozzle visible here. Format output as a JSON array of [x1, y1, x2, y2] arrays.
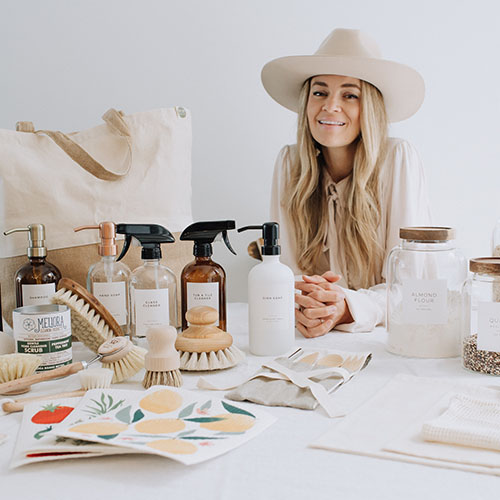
[[116, 235, 132, 261], [222, 230, 237, 255]]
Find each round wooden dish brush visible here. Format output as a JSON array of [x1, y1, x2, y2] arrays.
[[175, 306, 245, 371], [0, 336, 145, 394], [143, 325, 182, 388]]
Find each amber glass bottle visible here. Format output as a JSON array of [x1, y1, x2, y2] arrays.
[[181, 251, 227, 331], [180, 221, 236, 331], [4, 224, 61, 308]]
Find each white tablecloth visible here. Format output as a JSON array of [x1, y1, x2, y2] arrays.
[[1, 303, 499, 500]]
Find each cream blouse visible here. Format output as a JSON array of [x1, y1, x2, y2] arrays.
[[270, 137, 432, 332]]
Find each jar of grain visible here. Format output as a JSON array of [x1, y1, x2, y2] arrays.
[[386, 227, 467, 358], [463, 258, 500, 375]]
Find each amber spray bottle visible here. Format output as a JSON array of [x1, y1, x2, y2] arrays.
[[180, 220, 236, 331], [4, 224, 61, 307]]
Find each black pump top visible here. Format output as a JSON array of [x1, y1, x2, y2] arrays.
[[115, 224, 175, 261], [238, 222, 280, 256], [180, 220, 237, 258]]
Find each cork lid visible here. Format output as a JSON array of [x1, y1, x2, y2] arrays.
[[469, 257, 500, 275], [399, 226, 455, 242]]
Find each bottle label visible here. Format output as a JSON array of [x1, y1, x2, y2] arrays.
[[93, 282, 127, 326], [187, 282, 220, 326], [21, 283, 56, 306], [133, 288, 169, 336], [255, 285, 293, 329], [12, 307, 72, 371], [402, 278, 448, 325], [477, 301, 500, 351]]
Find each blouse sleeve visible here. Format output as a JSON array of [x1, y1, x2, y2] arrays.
[[335, 139, 433, 333], [270, 145, 302, 275]]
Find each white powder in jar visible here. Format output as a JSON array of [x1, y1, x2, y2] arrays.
[[387, 290, 463, 358]]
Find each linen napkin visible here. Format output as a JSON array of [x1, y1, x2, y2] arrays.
[[225, 349, 371, 418], [310, 374, 500, 476], [422, 394, 500, 451]]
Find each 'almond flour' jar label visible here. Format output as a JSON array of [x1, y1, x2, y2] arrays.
[[402, 278, 448, 325], [477, 302, 500, 351], [13, 305, 72, 371]]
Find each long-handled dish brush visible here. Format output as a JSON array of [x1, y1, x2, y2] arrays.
[[0, 353, 41, 395], [0, 336, 145, 395], [51, 278, 123, 353], [175, 306, 245, 371], [1, 367, 114, 414], [143, 325, 182, 388]]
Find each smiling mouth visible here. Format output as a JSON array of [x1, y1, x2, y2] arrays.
[[318, 120, 345, 126]]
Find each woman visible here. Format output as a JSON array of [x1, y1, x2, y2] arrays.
[[262, 28, 432, 337]]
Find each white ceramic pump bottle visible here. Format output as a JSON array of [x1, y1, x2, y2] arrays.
[[239, 223, 295, 356]]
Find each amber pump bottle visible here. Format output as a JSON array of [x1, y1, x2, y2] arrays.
[[4, 224, 61, 307], [180, 220, 236, 331]]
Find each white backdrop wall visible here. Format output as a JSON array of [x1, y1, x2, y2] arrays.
[[1, 0, 499, 301]]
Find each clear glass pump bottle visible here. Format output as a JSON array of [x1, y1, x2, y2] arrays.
[[74, 222, 131, 335]]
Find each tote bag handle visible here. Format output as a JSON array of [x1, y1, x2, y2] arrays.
[[16, 108, 132, 181]]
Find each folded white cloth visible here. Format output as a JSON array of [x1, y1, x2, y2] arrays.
[[422, 394, 500, 451], [310, 374, 500, 476]]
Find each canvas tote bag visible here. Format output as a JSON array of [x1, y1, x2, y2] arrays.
[[0, 107, 194, 326]]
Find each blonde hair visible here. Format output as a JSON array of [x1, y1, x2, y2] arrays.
[[284, 78, 388, 289]]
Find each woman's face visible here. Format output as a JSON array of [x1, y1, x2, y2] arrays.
[[306, 75, 361, 150]]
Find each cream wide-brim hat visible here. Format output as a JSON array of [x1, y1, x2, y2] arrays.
[[261, 28, 425, 122]]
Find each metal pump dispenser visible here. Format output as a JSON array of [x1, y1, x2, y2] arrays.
[[115, 224, 177, 338], [179, 220, 236, 331], [4, 223, 48, 258], [74, 222, 118, 257]]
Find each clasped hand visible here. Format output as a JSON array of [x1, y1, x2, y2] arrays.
[[295, 271, 353, 338]]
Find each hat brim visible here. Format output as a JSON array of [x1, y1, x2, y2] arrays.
[[261, 55, 425, 122]]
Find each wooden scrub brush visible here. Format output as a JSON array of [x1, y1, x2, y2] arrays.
[[175, 306, 245, 371], [51, 278, 123, 353], [143, 325, 182, 388], [0, 353, 41, 395], [1, 367, 114, 414], [0, 336, 145, 394]]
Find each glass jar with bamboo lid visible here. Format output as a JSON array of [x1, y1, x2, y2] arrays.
[[463, 257, 500, 375], [386, 226, 467, 358]]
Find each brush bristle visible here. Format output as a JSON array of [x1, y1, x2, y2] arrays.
[[51, 288, 113, 352], [178, 346, 245, 371], [142, 369, 182, 389], [79, 368, 113, 389], [105, 345, 147, 383], [0, 354, 41, 382]]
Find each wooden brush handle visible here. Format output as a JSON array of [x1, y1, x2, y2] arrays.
[[0, 362, 85, 395], [2, 389, 86, 413], [58, 278, 123, 337]]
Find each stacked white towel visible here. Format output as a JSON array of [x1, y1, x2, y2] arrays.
[[422, 394, 500, 451]]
